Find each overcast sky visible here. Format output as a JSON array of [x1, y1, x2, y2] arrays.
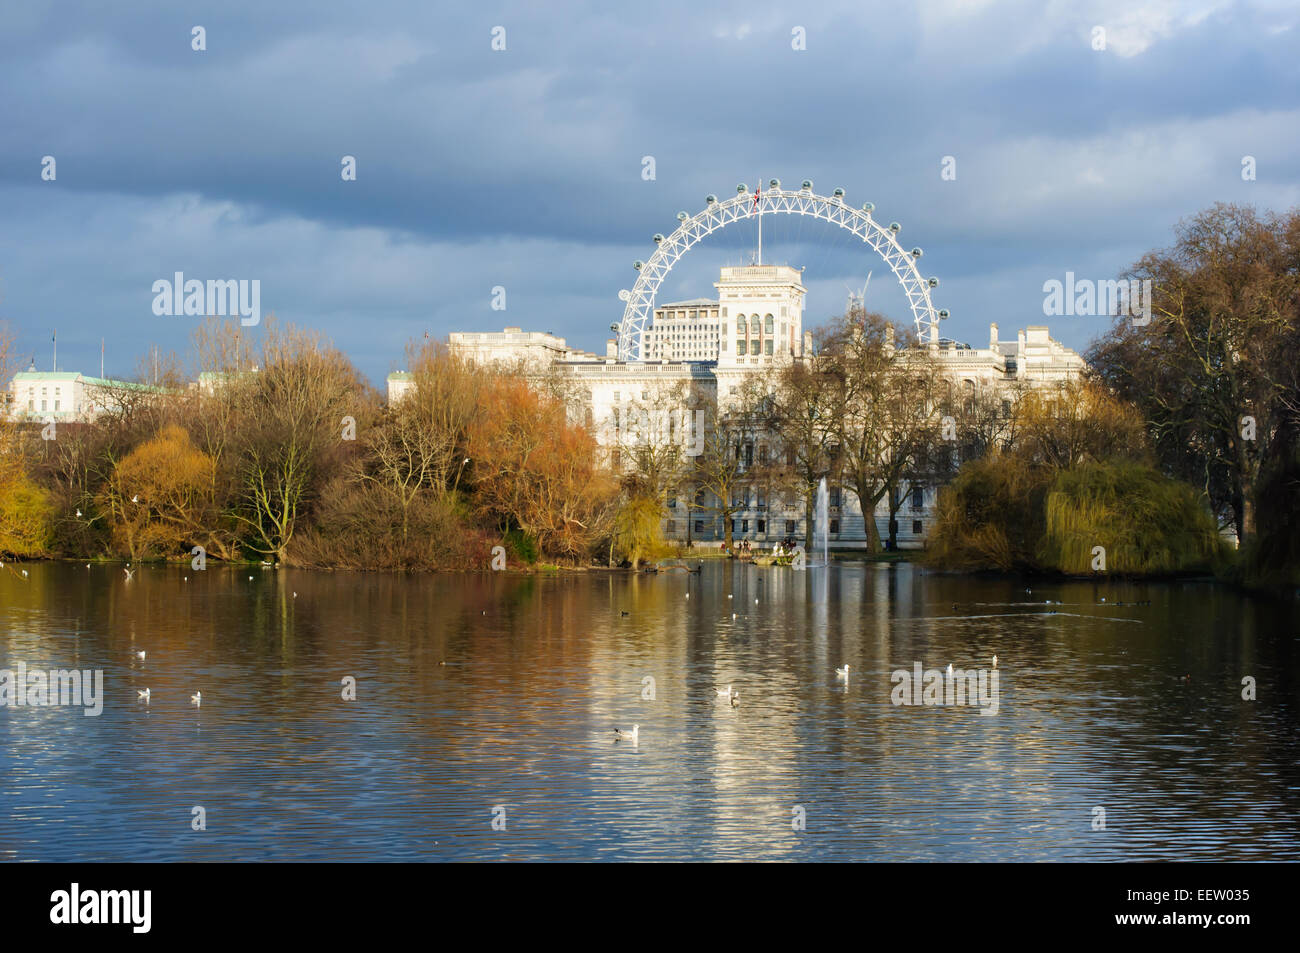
[[2, 0, 1298, 384]]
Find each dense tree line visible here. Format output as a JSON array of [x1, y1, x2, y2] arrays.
[[2, 202, 1297, 583], [0, 320, 619, 570]]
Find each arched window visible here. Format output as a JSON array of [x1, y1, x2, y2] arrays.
[[764, 314, 774, 334]]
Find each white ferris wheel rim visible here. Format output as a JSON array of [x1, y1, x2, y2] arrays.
[[616, 185, 945, 361]]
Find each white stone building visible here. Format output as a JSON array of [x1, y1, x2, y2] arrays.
[[395, 264, 1086, 549], [4, 368, 141, 422]]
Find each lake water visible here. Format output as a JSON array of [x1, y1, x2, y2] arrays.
[[1, 560, 1297, 861]]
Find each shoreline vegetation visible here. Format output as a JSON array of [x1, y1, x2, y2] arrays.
[[2, 203, 1299, 591]]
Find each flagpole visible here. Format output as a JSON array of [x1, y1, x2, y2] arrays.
[[757, 179, 762, 266]]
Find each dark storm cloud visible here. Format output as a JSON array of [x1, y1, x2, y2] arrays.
[[1, 0, 1298, 380]]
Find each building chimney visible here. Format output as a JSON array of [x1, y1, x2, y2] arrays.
[[606, 338, 617, 359], [989, 322, 999, 354], [1017, 329, 1026, 377]]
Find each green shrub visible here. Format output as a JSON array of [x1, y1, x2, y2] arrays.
[[504, 528, 539, 565]]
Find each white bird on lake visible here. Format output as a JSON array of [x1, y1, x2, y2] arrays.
[[613, 724, 638, 743], [135, 650, 146, 660], [248, 576, 253, 581], [731, 612, 737, 619], [190, 691, 202, 707], [992, 655, 998, 669], [75, 509, 82, 517], [123, 567, 134, 580], [137, 689, 150, 702], [20, 569, 28, 578], [715, 685, 736, 699], [947, 663, 954, 677], [755, 598, 759, 604], [836, 664, 850, 679], [131, 495, 139, 503]]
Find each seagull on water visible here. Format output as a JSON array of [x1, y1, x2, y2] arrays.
[[835, 664, 850, 679], [947, 663, 954, 678], [75, 508, 82, 517], [190, 691, 202, 707], [135, 650, 146, 660], [20, 569, 28, 578], [123, 567, 134, 580], [992, 654, 998, 669], [614, 724, 639, 743], [131, 495, 139, 504], [715, 685, 736, 699], [137, 689, 150, 702]]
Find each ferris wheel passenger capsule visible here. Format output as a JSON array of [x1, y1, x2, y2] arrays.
[[911, 247, 923, 257], [769, 178, 780, 189], [833, 188, 844, 199], [633, 260, 643, 270], [801, 179, 813, 191], [736, 184, 748, 193], [677, 211, 689, 221], [889, 221, 901, 232], [862, 202, 875, 212], [653, 233, 664, 243], [705, 194, 717, 205], [938, 309, 950, 319], [928, 276, 940, 288]]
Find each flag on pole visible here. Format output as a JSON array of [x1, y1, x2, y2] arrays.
[[753, 184, 761, 210]]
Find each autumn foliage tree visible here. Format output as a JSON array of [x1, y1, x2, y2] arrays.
[[99, 424, 214, 559], [469, 376, 615, 562]]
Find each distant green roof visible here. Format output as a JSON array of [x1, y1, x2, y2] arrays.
[[10, 371, 166, 392], [388, 371, 413, 381]]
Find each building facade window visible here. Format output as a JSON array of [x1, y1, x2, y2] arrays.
[[912, 520, 924, 535]]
